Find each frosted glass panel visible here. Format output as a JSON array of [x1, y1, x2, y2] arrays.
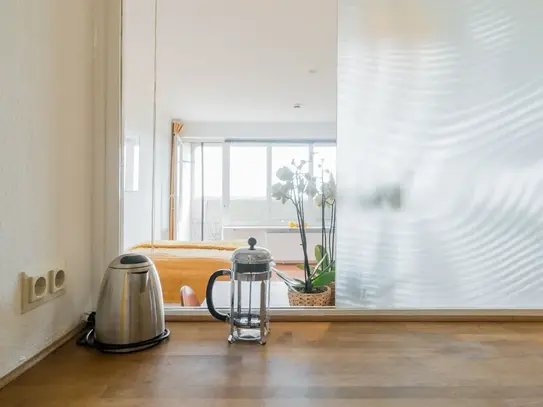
[[337, 0, 543, 309]]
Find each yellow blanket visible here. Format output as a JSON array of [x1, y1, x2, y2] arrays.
[[129, 240, 244, 304], [130, 239, 245, 251]]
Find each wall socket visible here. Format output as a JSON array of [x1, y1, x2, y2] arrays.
[[20, 269, 66, 314]]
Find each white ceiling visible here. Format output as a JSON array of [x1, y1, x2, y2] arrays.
[[156, 0, 337, 123]]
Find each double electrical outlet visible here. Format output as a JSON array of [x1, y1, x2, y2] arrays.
[[20, 269, 66, 314]]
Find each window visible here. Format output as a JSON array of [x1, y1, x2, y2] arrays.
[[228, 145, 268, 226], [230, 146, 267, 198], [271, 145, 310, 179], [175, 140, 192, 241], [193, 144, 222, 198], [184, 141, 336, 238], [192, 144, 222, 240], [270, 145, 311, 225], [313, 145, 336, 187]]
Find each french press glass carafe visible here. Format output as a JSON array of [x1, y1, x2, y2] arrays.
[[206, 238, 272, 344]]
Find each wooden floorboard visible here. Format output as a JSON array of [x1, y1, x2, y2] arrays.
[[2, 322, 543, 406]]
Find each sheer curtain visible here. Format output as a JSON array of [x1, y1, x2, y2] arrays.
[[336, 0, 543, 309]]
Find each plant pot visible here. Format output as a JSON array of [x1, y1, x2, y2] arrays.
[[328, 282, 335, 306], [288, 285, 332, 307]]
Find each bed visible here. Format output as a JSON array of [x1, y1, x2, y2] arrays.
[[128, 240, 245, 304]]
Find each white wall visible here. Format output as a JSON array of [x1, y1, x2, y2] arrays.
[[122, 0, 156, 250], [0, 0, 94, 378]]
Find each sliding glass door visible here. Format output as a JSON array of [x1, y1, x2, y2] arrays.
[[121, 0, 543, 313], [336, 0, 543, 309], [191, 143, 223, 241]]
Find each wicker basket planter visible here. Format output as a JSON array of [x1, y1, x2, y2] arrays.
[[288, 285, 332, 307], [328, 282, 335, 306]]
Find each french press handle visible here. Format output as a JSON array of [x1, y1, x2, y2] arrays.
[[205, 269, 231, 322]]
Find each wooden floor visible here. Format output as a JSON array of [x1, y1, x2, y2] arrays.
[[3, 322, 543, 406]]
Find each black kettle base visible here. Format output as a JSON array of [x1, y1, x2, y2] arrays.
[[76, 312, 170, 354], [79, 329, 171, 354]]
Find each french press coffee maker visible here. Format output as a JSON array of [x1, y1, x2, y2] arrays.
[[206, 238, 273, 344]]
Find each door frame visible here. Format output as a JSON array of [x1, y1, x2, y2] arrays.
[[104, 0, 543, 320], [92, 0, 122, 305]]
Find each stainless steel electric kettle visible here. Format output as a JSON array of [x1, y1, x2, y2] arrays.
[[90, 253, 169, 352]]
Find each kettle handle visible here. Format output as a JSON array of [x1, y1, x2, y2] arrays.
[[206, 269, 231, 322]]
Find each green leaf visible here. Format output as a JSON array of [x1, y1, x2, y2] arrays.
[[310, 251, 329, 279], [275, 268, 304, 289], [296, 264, 316, 277], [315, 244, 325, 262], [314, 245, 330, 270], [312, 270, 335, 287]]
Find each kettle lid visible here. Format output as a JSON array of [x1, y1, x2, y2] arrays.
[[108, 253, 152, 269], [231, 237, 273, 265]]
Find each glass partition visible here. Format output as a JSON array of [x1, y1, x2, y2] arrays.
[[336, 0, 543, 309], [122, 0, 338, 308], [121, 0, 543, 312]]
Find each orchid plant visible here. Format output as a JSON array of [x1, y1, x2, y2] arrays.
[[271, 158, 336, 294]]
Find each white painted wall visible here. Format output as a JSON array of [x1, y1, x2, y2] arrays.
[[122, 0, 155, 250], [0, 0, 95, 378]]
